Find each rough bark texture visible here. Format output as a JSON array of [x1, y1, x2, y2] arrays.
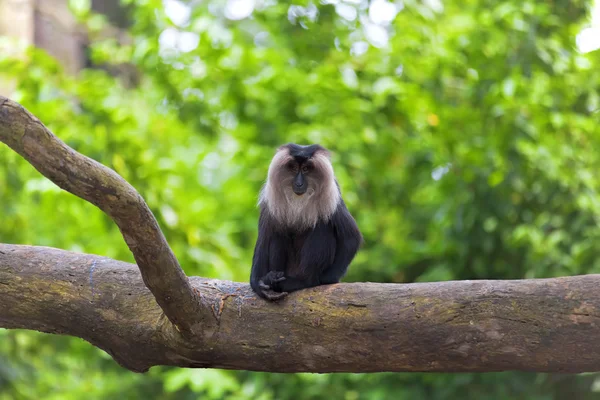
[[0, 96, 209, 336], [2, 243, 600, 374]]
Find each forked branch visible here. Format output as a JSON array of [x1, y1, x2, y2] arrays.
[[0, 96, 210, 335]]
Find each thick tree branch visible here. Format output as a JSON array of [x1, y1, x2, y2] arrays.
[[0, 96, 209, 336], [2, 243, 600, 373]]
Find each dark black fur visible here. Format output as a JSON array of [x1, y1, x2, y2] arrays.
[[250, 184, 362, 301], [287, 143, 325, 162]]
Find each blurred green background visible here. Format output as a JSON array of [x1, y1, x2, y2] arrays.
[[1, 0, 600, 398]]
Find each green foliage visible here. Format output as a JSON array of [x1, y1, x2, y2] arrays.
[[1, 0, 600, 398]]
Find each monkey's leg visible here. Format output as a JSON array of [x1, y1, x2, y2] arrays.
[[278, 223, 335, 293], [319, 207, 362, 284], [318, 268, 344, 285], [319, 247, 355, 284], [319, 251, 355, 285]]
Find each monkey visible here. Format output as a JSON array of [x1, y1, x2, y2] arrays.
[[250, 143, 363, 301]]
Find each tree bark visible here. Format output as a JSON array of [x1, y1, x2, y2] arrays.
[[2, 243, 600, 374]]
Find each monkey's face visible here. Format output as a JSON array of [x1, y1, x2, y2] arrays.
[[262, 143, 340, 228], [285, 159, 314, 196], [267, 144, 332, 199], [282, 154, 333, 200]]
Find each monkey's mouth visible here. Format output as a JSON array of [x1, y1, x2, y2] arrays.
[[292, 186, 306, 196], [292, 183, 307, 196]]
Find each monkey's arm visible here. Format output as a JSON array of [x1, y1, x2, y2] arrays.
[[255, 232, 308, 297], [249, 231, 269, 297], [250, 211, 287, 300], [319, 200, 362, 284]]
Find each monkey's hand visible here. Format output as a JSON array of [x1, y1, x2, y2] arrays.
[[258, 271, 288, 301]]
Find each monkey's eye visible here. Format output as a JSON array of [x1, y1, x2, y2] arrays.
[[288, 162, 298, 172], [301, 165, 309, 173]]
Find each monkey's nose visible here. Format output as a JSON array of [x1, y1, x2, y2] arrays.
[[292, 179, 307, 195]]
